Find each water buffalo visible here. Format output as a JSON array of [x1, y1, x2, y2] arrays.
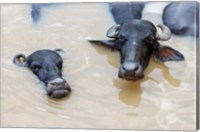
[[31, 4, 41, 22], [13, 49, 71, 99], [89, 2, 184, 81], [31, 4, 51, 22], [31, 4, 60, 22], [162, 2, 199, 37]]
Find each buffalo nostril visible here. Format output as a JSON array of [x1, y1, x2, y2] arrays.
[[133, 66, 139, 72], [50, 82, 59, 86]]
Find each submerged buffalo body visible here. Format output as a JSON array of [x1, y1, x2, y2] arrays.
[[13, 49, 71, 99], [31, 4, 53, 22], [162, 2, 199, 37], [89, 3, 184, 81], [31, 4, 41, 22]]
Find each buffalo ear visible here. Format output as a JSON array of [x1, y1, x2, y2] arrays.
[[88, 40, 116, 48], [153, 45, 185, 62], [13, 53, 27, 67]]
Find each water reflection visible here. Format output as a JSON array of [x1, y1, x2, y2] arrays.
[[146, 58, 181, 87], [113, 79, 143, 107], [92, 44, 181, 107], [45, 92, 72, 110]]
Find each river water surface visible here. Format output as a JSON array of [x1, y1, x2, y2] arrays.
[[1, 3, 197, 130]]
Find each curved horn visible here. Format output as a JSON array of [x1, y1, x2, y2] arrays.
[[106, 24, 120, 38], [13, 53, 27, 67], [156, 24, 172, 41]]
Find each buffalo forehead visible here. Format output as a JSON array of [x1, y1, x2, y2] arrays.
[[27, 50, 62, 64], [121, 21, 156, 36]]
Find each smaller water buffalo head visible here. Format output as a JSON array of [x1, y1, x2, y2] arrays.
[[13, 49, 71, 99], [89, 20, 184, 81]]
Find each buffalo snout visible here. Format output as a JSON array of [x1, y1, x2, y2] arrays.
[[119, 61, 144, 81], [47, 77, 71, 99]]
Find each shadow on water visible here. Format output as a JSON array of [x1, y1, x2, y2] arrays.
[[92, 44, 181, 107]]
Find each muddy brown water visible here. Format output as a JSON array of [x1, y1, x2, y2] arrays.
[[1, 3, 196, 130]]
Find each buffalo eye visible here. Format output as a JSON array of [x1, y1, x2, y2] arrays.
[[56, 61, 63, 70], [118, 35, 127, 42], [144, 34, 155, 44], [31, 64, 41, 73]]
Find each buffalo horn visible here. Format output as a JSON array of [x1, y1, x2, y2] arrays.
[[156, 24, 172, 41], [106, 24, 120, 38]]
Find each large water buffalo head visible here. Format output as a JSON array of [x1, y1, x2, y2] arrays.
[[13, 49, 71, 99], [89, 20, 184, 81]]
